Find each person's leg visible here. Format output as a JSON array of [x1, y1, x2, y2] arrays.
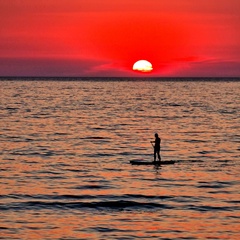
[[154, 148, 156, 161], [157, 150, 161, 161]]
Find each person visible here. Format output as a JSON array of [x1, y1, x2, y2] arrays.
[[151, 133, 161, 162]]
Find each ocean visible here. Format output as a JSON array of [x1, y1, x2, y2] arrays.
[[0, 78, 239, 239]]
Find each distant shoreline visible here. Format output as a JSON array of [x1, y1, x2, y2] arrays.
[[1, 76, 240, 81]]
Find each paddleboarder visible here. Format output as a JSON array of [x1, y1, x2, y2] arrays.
[[151, 133, 161, 162]]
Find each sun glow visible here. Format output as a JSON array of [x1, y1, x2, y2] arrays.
[[133, 60, 153, 73]]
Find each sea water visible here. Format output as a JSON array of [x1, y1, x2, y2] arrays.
[[0, 78, 239, 239]]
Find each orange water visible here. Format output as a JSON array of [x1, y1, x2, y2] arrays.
[[0, 79, 239, 239]]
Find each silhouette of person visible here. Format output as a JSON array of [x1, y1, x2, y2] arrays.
[[151, 133, 161, 162]]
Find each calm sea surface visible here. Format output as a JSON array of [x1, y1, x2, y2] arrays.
[[0, 79, 239, 239]]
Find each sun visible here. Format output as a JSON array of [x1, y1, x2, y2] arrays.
[[133, 60, 153, 73]]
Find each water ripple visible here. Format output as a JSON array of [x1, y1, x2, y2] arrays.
[[1, 80, 239, 239]]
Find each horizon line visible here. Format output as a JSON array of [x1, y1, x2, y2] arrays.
[[1, 76, 240, 81]]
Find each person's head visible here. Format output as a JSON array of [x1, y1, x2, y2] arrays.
[[155, 133, 158, 138]]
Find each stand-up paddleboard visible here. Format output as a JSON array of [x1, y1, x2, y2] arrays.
[[130, 160, 175, 165]]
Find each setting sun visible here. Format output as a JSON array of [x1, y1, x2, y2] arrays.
[[133, 60, 153, 73]]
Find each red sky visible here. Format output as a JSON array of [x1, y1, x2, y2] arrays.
[[0, 0, 239, 77]]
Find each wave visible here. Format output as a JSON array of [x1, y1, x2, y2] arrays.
[[0, 200, 172, 211], [1, 200, 238, 212], [0, 193, 173, 201], [0, 194, 238, 212]]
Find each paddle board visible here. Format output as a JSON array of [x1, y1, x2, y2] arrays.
[[130, 160, 175, 165]]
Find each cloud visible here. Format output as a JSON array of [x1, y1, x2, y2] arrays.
[[0, 57, 108, 76], [174, 59, 240, 77]]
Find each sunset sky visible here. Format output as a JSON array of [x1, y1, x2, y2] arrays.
[[0, 0, 239, 77]]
